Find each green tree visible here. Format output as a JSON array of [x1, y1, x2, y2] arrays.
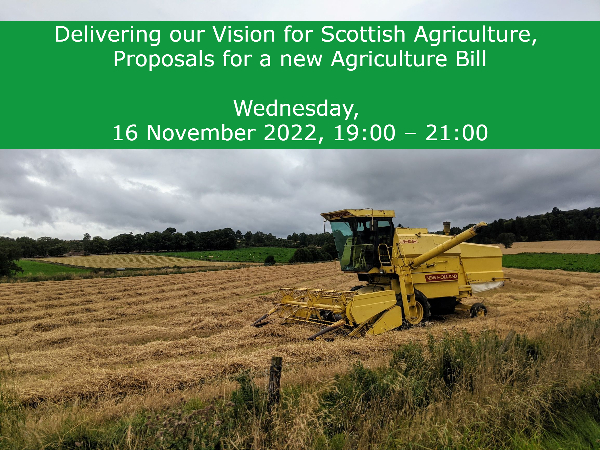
[[16, 236, 37, 258], [0, 240, 23, 277], [172, 232, 186, 251], [161, 227, 177, 251], [251, 231, 266, 246], [322, 241, 338, 259], [184, 231, 197, 251], [298, 232, 308, 247], [496, 232, 516, 248], [90, 236, 109, 254], [134, 233, 145, 252], [47, 241, 69, 257], [289, 246, 331, 263], [82, 233, 91, 254], [146, 231, 163, 252], [289, 247, 313, 263], [36, 236, 54, 257]]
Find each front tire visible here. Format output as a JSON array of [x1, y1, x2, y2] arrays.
[[415, 289, 431, 322], [405, 290, 431, 325]]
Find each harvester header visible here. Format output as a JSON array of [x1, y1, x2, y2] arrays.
[[254, 210, 506, 339]]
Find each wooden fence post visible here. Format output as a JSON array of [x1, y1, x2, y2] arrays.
[[499, 330, 516, 354], [268, 356, 282, 411]]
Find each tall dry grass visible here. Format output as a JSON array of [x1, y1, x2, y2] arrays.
[[1, 306, 599, 449]]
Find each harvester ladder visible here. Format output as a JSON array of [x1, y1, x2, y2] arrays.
[[378, 244, 392, 266]]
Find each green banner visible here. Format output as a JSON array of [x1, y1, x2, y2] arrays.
[[1, 21, 598, 149]]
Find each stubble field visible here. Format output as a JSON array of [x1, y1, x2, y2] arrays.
[[1, 262, 599, 408], [497, 240, 600, 254], [40, 254, 251, 269]]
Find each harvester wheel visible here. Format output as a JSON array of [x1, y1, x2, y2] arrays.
[[415, 290, 431, 322], [404, 290, 431, 326], [470, 302, 487, 318], [406, 302, 424, 325]]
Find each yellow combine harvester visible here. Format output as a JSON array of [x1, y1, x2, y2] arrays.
[[254, 209, 507, 339]]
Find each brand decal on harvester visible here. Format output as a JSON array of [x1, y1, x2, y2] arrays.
[[425, 273, 458, 282]]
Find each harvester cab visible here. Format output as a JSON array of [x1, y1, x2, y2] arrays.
[[326, 209, 396, 273], [254, 209, 507, 339]]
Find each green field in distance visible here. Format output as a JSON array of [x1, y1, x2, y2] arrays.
[[157, 247, 297, 263], [503, 253, 600, 272], [15, 252, 600, 276], [16, 260, 91, 277]]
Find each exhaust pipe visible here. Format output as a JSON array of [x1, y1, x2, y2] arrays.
[[443, 221, 451, 236]]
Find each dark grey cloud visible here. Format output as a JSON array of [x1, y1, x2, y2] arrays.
[[1, 149, 599, 239]]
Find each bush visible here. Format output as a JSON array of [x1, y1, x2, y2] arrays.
[[0, 244, 23, 278], [289, 247, 313, 263], [289, 246, 332, 263], [322, 242, 338, 260], [496, 232, 516, 248], [264, 255, 276, 266]]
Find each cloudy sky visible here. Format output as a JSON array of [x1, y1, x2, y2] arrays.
[[1, 1, 599, 240]]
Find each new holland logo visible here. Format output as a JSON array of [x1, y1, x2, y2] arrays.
[[425, 273, 458, 282]]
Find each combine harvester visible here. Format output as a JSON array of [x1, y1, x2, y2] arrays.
[[254, 209, 507, 339]]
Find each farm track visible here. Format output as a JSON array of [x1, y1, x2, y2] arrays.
[[0, 262, 599, 404]]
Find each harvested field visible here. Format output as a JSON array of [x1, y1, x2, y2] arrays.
[[40, 254, 250, 269], [0, 262, 599, 406], [495, 240, 600, 254]]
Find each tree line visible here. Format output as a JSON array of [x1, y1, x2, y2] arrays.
[[2, 206, 599, 276], [0, 227, 336, 259], [453, 207, 600, 247]]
